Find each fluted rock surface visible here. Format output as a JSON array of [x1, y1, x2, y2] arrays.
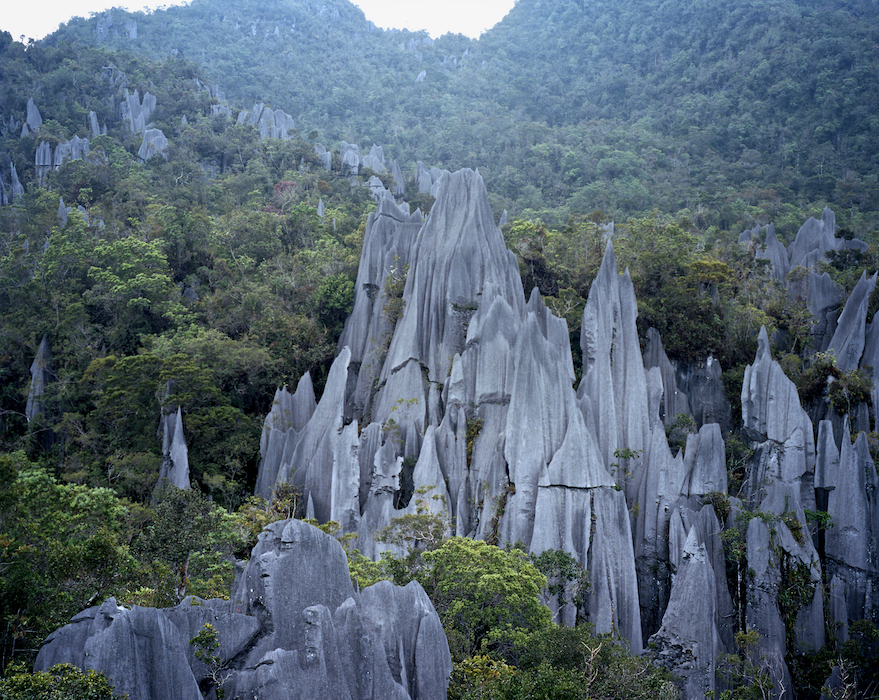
[[36, 520, 451, 700]]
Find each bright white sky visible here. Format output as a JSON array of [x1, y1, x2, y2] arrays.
[[4, 0, 515, 43]]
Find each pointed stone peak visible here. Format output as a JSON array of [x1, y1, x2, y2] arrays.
[[756, 325, 771, 361]]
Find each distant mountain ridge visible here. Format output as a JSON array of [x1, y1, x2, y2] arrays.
[[42, 0, 879, 229]]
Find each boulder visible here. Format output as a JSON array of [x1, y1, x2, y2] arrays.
[[138, 128, 169, 161]]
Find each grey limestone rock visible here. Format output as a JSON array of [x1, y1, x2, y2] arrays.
[[682, 423, 727, 497], [808, 271, 843, 351], [825, 426, 879, 630], [35, 598, 206, 700], [578, 241, 650, 479], [643, 327, 691, 428], [137, 128, 169, 161], [650, 528, 721, 699], [228, 519, 450, 700], [390, 159, 406, 197], [122, 89, 156, 134], [37, 520, 449, 700], [415, 161, 432, 193], [341, 141, 361, 175], [10, 164, 24, 200], [25, 97, 42, 134], [361, 144, 386, 173], [314, 142, 333, 170], [675, 356, 732, 433], [57, 196, 72, 225], [744, 518, 795, 699], [825, 270, 877, 372], [155, 407, 190, 495], [35, 141, 52, 185], [759, 224, 790, 282], [36, 136, 91, 185], [25, 335, 52, 423], [741, 327, 815, 466], [787, 208, 839, 272]]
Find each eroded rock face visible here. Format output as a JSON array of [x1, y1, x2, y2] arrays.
[[35, 520, 451, 700], [25, 335, 52, 423], [137, 128, 169, 161], [257, 169, 644, 650], [248, 180, 879, 699]]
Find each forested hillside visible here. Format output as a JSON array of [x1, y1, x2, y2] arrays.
[[48, 0, 879, 230], [1, 0, 879, 697]]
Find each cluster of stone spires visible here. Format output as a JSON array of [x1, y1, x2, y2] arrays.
[[16, 110, 878, 693], [252, 169, 878, 698]]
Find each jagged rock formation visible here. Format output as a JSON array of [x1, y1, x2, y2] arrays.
[[35, 519, 451, 700], [88, 110, 106, 136], [137, 128, 169, 161], [341, 141, 361, 175], [314, 142, 333, 170], [248, 184, 879, 698], [35, 136, 91, 185], [361, 144, 386, 173], [20, 97, 42, 137], [257, 169, 644, 649], [643, 327, 732, 432], [25, 335, 52, 423], [121, 89, 156, 134], [155, 407, 191, 495], [235, 102, 296, 140], [3, 163, 25, 203]]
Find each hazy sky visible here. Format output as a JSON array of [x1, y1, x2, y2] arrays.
[[4, 0, 515, 43]]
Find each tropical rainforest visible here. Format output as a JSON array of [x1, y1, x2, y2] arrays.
[[0, 0, 878, 697]]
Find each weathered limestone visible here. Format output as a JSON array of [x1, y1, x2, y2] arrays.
[[824, 425, 879, 638], [20, 97, 42, 136], [314, 142, 333, 170], [137, 128, 169, 161], [256, 169, 644, 650], [155, 407, 191, 495], [741, 327, 815, 477], [341, 141, 361, 174], [36, 520, 451, 700], [824, 271, 877, 372], [36, 136, 91, 185], [25, 335, 52, 423], [121, 89, 156, 134], [361, 144, 386, 173], [650, 528, 722, 699]]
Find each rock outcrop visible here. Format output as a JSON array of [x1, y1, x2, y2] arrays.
[[244, 184, 879, 699], [121, 89, 156, 134], [235, 103, 296, 141], [35, 136, 91, 185], [25, 335, 52, 423], [257, 169, 645, 650], [35, 519, 451, 700]]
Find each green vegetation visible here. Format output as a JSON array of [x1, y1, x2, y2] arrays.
[[0, 662, 127, 700]]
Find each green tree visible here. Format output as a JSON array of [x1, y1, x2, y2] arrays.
[[418, 538, 551, 660]]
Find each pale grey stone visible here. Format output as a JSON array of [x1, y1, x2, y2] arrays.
[[137, 128, 168, 161], [649, 528, 721, 699], [25, 335, 52, 423], [26, 97, 42, 133], [825, 271, 877, 372]]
